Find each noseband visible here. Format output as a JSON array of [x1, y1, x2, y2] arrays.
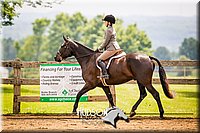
[[57, 50, 62, 56]]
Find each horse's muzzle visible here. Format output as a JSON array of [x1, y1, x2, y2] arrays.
[[54, 57, 62, 62]]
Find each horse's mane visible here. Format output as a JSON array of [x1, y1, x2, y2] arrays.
[[73, 40, 94, 52]]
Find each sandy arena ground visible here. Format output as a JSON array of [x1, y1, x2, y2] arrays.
[[1, 115, 199, 133]]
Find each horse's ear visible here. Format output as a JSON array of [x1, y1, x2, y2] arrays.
[[63, 35, 68, 42]]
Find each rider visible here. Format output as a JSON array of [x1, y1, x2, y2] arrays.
[[95, 14, 121, 79]]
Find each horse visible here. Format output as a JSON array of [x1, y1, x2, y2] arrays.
[[54, 36, 175, 119]]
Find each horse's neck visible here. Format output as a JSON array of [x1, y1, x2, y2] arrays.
[[72, 43, 95, 68]]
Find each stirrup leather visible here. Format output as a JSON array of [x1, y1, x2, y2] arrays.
[[97, 71, 109, 86], [97, 72, 109, 79]]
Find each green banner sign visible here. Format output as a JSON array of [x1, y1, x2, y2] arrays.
[[40, 96, 88, 102], [40, 64, 87, 102]]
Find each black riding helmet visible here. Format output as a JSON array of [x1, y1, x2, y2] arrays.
[[102, 15, 115, 24]]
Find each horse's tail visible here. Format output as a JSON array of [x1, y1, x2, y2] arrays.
[[149, 56, 175, 99]]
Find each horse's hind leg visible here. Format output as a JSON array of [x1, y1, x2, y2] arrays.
[[102, 86, 115, 107], [146, 84, 164, 119], [130, 81, 147, 117]]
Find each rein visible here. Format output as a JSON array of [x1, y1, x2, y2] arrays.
[[76, 52, 96, 59]]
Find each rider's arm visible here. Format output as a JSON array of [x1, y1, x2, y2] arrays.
[[98, 29, 112, 51]]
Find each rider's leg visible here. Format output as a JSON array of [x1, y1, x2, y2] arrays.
[[97, 59, 109, 79], [96, 50, 119, 79]]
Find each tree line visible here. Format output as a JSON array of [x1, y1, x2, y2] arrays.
[[2, 1, 198, 61], [2, 12, 152, 61], [154, 37, 198, 60], [2, 12, 198, 61]]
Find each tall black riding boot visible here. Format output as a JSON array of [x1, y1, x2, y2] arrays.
[[97, 59, 109, 79]]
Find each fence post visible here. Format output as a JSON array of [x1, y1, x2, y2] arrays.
[[13, 58, 22, 114], [109, 85, 116, 107]]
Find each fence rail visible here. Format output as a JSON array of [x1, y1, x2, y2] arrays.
[[1, 58, 199, 114], [2, 60, 199, 68], [2, 78, 199, 85]]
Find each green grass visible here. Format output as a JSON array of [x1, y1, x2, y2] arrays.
[[1, 84, 199, 118]]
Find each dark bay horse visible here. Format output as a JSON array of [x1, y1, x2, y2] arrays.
[[54, 36, 175, 119]]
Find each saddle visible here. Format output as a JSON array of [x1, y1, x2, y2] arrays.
[[96, 50, 126, 70], [96, 50, 126, 86]]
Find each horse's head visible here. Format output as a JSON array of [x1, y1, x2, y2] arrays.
[[54, 36, 74, 62]]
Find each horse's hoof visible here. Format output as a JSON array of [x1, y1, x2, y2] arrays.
[[129, 111, 136, 117], [72, 113, 76, 116], [72, 110, 77, 115], [160, 113, 164, 120], [159, 116, 164, 120], [125, 118, 130, 123]]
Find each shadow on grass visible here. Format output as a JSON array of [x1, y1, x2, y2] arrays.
[[2, 86, 39, 94], [177, 91, 200, 98], [2, 86, 13, 93]]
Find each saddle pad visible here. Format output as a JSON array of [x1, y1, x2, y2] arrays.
[[96, 52, 126, 70], [106, 52, 126, 69]]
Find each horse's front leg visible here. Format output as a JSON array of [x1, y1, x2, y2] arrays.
[[72, 83, 95, 113], [102, 86, 115, 107]]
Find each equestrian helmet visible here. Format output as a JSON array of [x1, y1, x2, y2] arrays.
[[102, 15, 115, 24]]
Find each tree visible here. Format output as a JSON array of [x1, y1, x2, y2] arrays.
[[69, 12, 87, 40], [17, 12, 153, 61], [19, 18, 50, 61], [177, 55, 192, 76], [32, 18, 50, 60], [179, 37, 198, 60], [82, 17, 152, 55], [19, 36, 37, 61], [1, 0, 23, 26], [170, 51, 179, 60], [32, 18, 50, 36], [47, 12, 87, 60], [154, 46, 171, 60], [2, 38, 16, 60], [81, 15, 104, 49], [119, 24, 152, 54], [1, 0, 62, 26], [14, 41, 20, 55]]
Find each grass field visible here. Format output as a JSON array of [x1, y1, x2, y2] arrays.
[[1, 84, 199, 118]]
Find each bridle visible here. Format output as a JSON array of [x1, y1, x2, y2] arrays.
[[56, 40, 70, 60]]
